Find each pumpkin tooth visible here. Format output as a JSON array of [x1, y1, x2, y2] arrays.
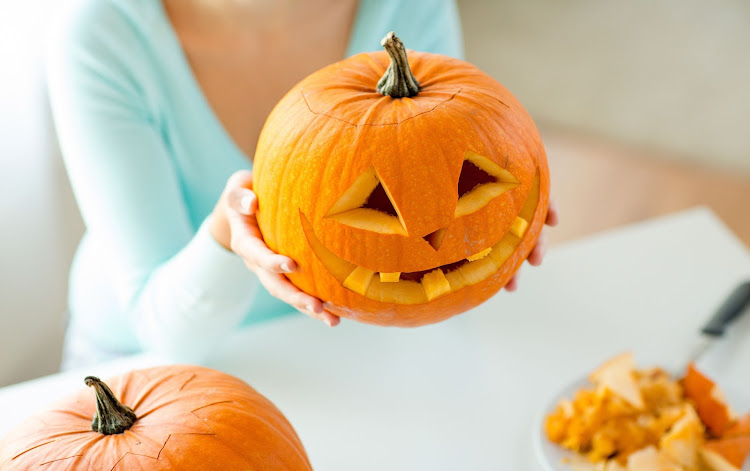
[[343, 267, 375, 296], [379, 272, 401, 283], [421, 269, 452, 301], [467, 247, 492, 262], [510, 217, 529, 238]]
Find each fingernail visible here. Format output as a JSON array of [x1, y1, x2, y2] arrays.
[[239, 193, 254, 214], [229, 189, 254, 214], [281, 262, 293, 273], [325, 318, 333, 327], [306, 303, 315, 312]]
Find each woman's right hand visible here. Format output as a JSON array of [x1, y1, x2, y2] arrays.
[[210, 170, 340, 327]]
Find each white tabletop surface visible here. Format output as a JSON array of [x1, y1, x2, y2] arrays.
[[1, 207, 749, 470]]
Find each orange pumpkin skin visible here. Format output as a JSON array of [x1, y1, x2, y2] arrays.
[[253, 47, 550, 327], [0, 365, 312, 470], [682, 363, 734, 437], [724, 413, 750, 439], [701, 436, 750, 470], [701, 413, 750, 470]]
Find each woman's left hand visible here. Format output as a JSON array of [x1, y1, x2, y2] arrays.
[[210, 170, 340, 327], [504, 199, 559, 292]]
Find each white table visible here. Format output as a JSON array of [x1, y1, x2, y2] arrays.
[[1, 207, 749, 470]]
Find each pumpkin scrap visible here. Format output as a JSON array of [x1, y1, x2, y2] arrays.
[[659, 403, 705, 469], [700, 413, 750, 471], [588, 352, 645, 410], [546, 355, 686, 466], [627, 446, 683, 471], [723, 413, 750, 439], [545, 353, 748, 471], [700, 436, 750, 471], [682, 363, 736, 437]]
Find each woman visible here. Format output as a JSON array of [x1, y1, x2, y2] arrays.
[[47, 0, 557, 369]]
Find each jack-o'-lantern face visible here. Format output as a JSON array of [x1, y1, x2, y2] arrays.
[[300, 152, 540, 303], [253, 34, 550, 327]]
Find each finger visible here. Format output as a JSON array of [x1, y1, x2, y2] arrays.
[[320, 303, 342, 327], [226, 169, 254, 190], [299, 308, 340, 328], [259, 272, 322, 314], [505, 274, 519, 292], [546, 200, 560, 227], [320, 309, 341, 327], [528, 230, 548, 266], [224, 170, 256, 215], [226, 207, 295, 273], [228, 188, 258, 216], [257, 271, 332, 325]]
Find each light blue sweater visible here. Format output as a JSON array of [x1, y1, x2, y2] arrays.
[[47, 0, 463, 367]]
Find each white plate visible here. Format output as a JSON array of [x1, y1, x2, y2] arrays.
[[532, 376, 591, 471]]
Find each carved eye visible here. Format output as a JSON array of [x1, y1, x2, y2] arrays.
[[325, 167, 406, 235], [454, 151, 520, 217]]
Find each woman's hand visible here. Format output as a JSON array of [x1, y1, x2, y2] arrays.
[[504, 200, 559, 292], [210, 170, 340, 327]]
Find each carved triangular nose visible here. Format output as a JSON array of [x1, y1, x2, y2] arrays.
[[423, 228, 448, 251]]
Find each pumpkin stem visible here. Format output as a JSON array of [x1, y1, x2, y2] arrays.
[[377, 31, 420, 98], [85, 376, 137, 435]]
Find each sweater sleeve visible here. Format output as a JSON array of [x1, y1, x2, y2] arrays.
[[46, 0, 257, 363]]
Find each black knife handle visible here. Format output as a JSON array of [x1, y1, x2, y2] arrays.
[[701, 280, 750, 337]]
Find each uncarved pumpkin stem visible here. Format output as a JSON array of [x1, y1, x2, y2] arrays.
[[85, 376, 137, 435], [377, 31, 420, 98]]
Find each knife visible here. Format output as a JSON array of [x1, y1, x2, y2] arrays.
[[684, 280, 750, 369]]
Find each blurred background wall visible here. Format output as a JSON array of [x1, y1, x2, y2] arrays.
[[0, 0, 748, 386], [0, 1, 83, 387], [458, 0, 750, 173]]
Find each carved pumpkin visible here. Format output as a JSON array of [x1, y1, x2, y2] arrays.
[[0, 365, 312, 470], [253, 32, 550, 326]]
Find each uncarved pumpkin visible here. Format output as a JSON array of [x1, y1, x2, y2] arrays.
[[0, 365, 312, 470], [252, 32, 550, 326]]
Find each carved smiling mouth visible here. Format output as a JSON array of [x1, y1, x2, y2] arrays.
[[299, 173, 541, 305]]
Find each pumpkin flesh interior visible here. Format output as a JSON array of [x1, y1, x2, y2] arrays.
[[325, 167, 406, 235], [455, 151, 520, 218]]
